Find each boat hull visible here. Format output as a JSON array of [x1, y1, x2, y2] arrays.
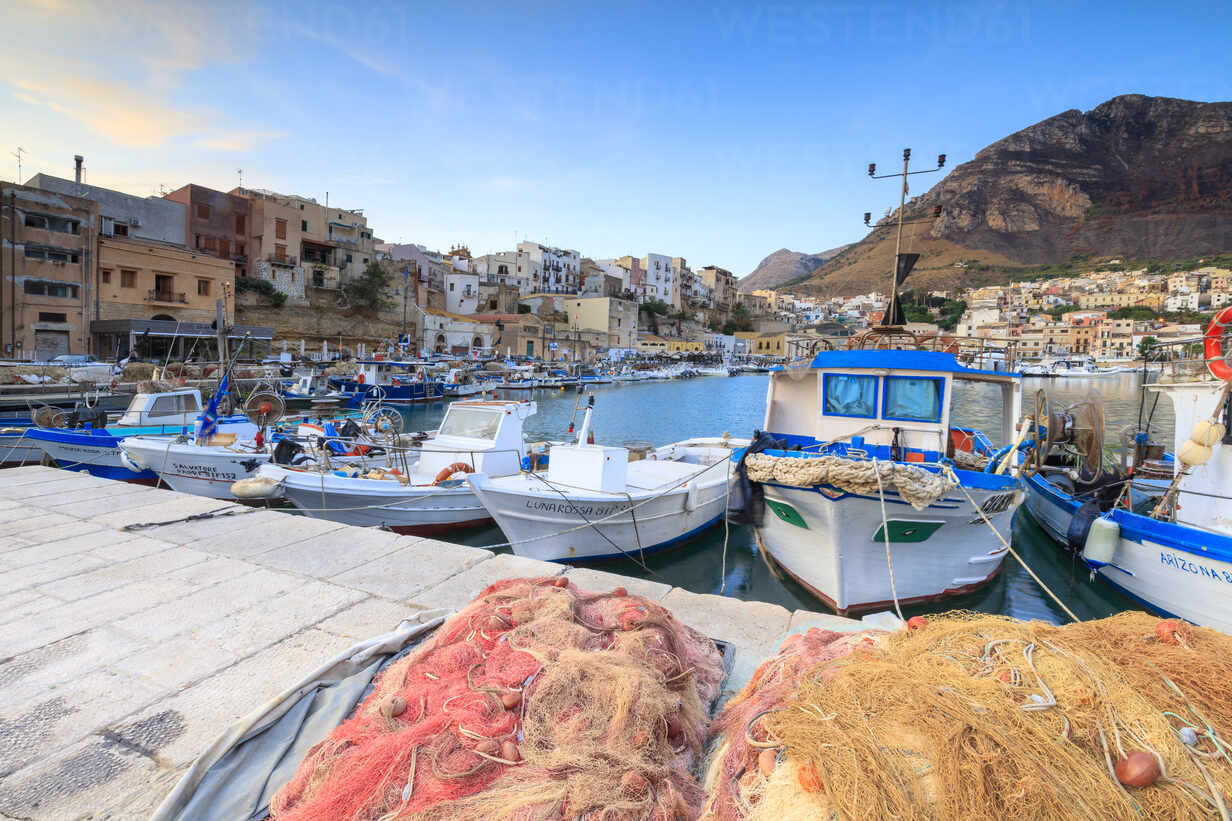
[[468, 470, 728, 562], [1088, 510, 1232, 634], [0, 427, 44, 468], [269, 468, 492, 534], [119, 437, 269, 499], [1021, 471, 1079, 545], [758, 478, 1019, 614]]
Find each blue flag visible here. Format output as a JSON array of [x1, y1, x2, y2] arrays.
[[197, 373, 229, 444]]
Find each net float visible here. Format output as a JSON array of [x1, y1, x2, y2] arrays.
[[758, 748, 778, 777], [378, 695, 406, 718], [500, 691, 522, 710], [1115, 751, 1161, 787]]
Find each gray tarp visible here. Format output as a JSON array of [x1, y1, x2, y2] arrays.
[[151, 610, 449, 821]]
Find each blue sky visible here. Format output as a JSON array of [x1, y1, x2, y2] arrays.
[[1, 0, 1229, 275]]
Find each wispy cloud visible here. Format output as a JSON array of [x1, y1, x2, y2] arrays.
[[196, 130, 288, 152], [0, 0, 258, 148]]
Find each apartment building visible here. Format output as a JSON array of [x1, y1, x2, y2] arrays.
[[163, 184, 251, 279], [518, 241, 580, 294], [697, 265, 737, 310], [1, 181, 97, 358], [30, 174, 233, 328], [641, 253, 676, 307], [565, 296, 639, 349]]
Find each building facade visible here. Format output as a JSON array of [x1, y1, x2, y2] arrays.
[[1, 182, 98, 359], [163, 184, 251, 280], [565, 297, 638, 349]]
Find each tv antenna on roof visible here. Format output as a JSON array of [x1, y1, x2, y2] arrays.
[[12, 147, 25, 181], [236, 168, 243, 190]]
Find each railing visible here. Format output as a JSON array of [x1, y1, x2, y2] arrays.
[[147, 289, 188, 304], [268, 254, 298, 266]]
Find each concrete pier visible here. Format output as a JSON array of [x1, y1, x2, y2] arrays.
[[0, 466, 862, 818]]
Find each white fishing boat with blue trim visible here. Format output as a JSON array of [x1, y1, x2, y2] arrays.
[[467, 397, 748, 562], [1067, 326, 1232, 634], [741, 344, 1024, 614]]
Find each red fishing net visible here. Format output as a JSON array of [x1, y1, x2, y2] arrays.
[[270, 576, 725, 821], [699, 627, 883, 820]]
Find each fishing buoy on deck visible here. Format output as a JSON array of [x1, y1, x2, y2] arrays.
[[231, 476, 282, 499], [1081, 517, 1119, 566]]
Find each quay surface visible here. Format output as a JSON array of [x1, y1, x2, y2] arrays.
[[0, 465, 864, 819]]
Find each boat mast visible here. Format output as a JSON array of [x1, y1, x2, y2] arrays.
[[866, 149, 946, 326]]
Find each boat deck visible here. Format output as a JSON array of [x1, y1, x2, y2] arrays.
[[0, 465, 866, 818]]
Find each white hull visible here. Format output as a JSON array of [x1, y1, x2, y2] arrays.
[[468, 439, 739, 562], [1092, 513, 1232, 634], [259, 465, 491, 534], [759, 481, 1018, 614], [120, 437, 270, 499]]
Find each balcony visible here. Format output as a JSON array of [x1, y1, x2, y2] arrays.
[[147, 289, 188, 304], [268, 254, 298, 267]]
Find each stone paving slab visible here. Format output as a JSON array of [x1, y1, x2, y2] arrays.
[[0, 466, 864, 818]]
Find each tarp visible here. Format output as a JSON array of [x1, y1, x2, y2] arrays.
[[151, 610, 449, 821]]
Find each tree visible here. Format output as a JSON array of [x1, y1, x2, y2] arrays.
[[343, 262, 391, 310], [234, 276, 286, 307], [1110, 305, 1159, 321], [1137, 335, 1157, 359]]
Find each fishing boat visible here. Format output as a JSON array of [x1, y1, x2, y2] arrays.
[[246, 399, 536, 534], [117, 393, 387, 499], [742, 346, 1024, 614], [329, 359, 445, 406], [442, 368, 486, 397], [468, 397, 746, 562], [736, 147, 1024, 615], [1055, 326, 1232, 633], [1021, 356, 1125, 378], [22, 388, 256, 482]]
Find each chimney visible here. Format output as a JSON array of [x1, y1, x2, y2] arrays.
[[74, 155, 84, 184]]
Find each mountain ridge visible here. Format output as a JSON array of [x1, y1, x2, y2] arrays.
[[793, 94, 1232, 296], [739, 245, 850, 292]]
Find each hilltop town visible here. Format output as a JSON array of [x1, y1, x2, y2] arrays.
[[3, 165, 1228, 366]]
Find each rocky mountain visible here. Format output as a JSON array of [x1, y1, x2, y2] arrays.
[[798, 95, 1232, 296], [738, 245, 850, 292]]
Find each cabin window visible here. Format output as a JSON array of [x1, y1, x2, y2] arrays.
[[438, 407, 502, 440], [822, 373, 878, 418], [883, 376, 944, 423], [147, 394, 199, 417]]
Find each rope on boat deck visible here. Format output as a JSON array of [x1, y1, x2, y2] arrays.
[[941, 464, 1081, 623], [872, 458, 905, 622]]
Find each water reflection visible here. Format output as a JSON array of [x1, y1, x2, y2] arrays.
[[395, 372, 1155, 623]]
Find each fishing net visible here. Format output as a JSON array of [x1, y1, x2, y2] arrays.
[[698, 627, 887, 820], [270, 576, 725, 821], [703, 612, 1232, 821]]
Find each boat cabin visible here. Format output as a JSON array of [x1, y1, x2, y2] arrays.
[[115, 389, 204, 427], [413, 400, 536, 482], [764, 350, 1021, 461], [354, 359, 433, 386]]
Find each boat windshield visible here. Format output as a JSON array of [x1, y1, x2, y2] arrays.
[[883, 376, 943, 423], [438, 407, 502, 440]]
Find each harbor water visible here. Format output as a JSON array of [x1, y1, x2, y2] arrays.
[[390, 371, 1169, 624]]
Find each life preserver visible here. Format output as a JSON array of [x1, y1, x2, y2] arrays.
[[356, 373, 366, 384], [434, 462, 474, 484], [1204, 306, 1232, 380]]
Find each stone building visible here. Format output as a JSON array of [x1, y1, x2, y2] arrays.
[[1, 181, 97, 358], [564, 296, 638, 349], [697, 265, 737, 310]]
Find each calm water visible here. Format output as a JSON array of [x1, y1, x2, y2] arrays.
[[392, 371, 1167, 624]]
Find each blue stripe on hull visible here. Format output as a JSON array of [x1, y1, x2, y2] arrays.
[[52, 460, 157, 482]]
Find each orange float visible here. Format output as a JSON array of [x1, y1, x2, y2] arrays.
[[433, 462, 474, 484], [1204, 306, 1232, 381]]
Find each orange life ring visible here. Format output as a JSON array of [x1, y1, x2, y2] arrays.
[[1205, 307, 1232, 381], [434, 462, 474, 484], [356, 373, 366, 384]]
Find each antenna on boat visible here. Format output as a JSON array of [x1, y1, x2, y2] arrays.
[[865, 148, 946, 326]]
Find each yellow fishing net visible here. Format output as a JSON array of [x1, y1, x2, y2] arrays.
[[703, 612, 1232, 820]]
